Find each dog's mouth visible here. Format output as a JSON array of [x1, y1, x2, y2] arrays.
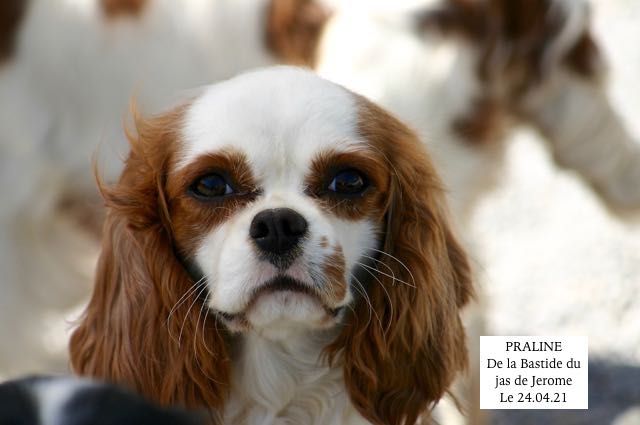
[[215, 275, 343, 331], [252, 275, 318, 301]]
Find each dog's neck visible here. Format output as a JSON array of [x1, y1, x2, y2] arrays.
[[225, 328, 367, 425]]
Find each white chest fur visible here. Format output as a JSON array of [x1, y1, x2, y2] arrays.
[[225, 331, 369, 425]]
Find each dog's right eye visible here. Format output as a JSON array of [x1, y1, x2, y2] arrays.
[[190, 174, 234, 198], [328, 169, 368, 196]]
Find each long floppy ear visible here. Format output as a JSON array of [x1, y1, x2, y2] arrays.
[[69, 105, 230, 415], [327, 97, 473, 425]]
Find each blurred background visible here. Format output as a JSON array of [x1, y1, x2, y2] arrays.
[[0, 1, 639, 424], [472, 1, 640, 423]]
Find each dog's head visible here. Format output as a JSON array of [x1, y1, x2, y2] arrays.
[[70, 67, 472, 425]]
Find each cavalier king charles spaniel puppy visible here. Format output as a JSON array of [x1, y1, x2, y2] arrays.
[[69, 66, 473, 425]]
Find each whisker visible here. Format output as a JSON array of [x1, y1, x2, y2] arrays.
[[350, 275, 373, 329], [201, 310, 215, 356], [358, 261, 415, 288], [178, 283, 210, 347], [170, 277, 207, 316], [166, 277, 207, 342], [167, 276, 207, 320], [197, 292, 215, 357], [361, 254, 395, 277], [350, 273, 385, 333], [191, 296, 221, 385], [370, 248, 416, 287], [193, 295, 202, 356], [358, 265, 393, 335]]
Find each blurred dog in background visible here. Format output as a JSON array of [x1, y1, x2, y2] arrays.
[[0, 0, 328, 377], [319, 0, 640, 220]]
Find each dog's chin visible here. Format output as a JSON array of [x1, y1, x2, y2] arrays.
[[216, 276, 344, 339], [247, 292, 342, 339]]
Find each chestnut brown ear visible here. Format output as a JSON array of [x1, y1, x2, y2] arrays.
[[69, 106, 230, 415], [265, 0, 332, 67], [327, 97, 473, 425]]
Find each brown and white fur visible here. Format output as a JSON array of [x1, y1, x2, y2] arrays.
[[2, 0, 638, 417], [69, 67, 473, 425], [0, 0, 328, 377]]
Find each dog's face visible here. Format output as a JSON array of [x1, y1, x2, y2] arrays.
[[71, 67, 472, 424], [169, 69, 387, 337]]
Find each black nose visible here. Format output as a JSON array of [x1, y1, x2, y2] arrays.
[[249, 208, 308, 256]]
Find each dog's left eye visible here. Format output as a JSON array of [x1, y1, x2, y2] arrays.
[[328, 169, 368, 195], [190, 174, 234, 198]]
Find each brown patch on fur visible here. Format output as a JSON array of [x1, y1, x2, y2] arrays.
[[69, 103, 231, 418], [417, 0, 487, 39], [324, 94, 473, 425], [167, 150, 259, 255], [564, 31, 601, 78], [319, 236, 328, 248], [305, 150, 389, 221], [101, 0, 147, 19], [453, 96, 505, 144], [419, 0, 602, 146], [265, 0, 332, 67], [322, 246, 346, 301], [419, 0, 602, 86], [0, 0, 28, 64]]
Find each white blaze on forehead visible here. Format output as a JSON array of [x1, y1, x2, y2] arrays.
[[178, 66, 363, 183]]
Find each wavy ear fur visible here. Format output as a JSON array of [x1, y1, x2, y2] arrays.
[[327, 97, 473, 425], [69, 105, 230, 416]]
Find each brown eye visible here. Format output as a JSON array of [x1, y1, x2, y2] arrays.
[[328, 169, 368, 195], [190, 174, 233, 198]]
